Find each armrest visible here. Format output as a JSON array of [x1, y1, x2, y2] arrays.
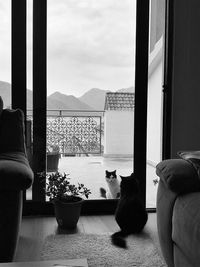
[[0, 152, 33, 191], [0, 109, 26, 153], [156, 159, 200, 194], [156, 159, 200, 266]]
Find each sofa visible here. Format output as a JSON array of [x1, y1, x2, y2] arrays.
[[156, 158, 200, 267], [0, 100, 33, 262]]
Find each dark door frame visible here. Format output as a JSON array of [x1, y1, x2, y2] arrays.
[[133, 0, 150, 207], [12, 0, 27, 116], [11, 0, 171, 215], [162, 0, 174, 160], [32, 0, 47, 202]]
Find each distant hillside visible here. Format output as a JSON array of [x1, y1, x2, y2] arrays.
[[79, 88, 110, 110], [48, 92, 93, 110], [79, 87, 134, 110], [0, 81, 33, 109], [27, 89, 33, 109], [0, 81, 11, 108], [116, 86, 134, 93], [0, 81, 35, 109], [0, 81, 134, 111], [0, 82, 93, 110]]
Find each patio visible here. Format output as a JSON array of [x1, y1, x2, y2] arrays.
[[26, 108, 159, 208], [58, 156, 157, 208]]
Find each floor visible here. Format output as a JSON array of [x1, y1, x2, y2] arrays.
[[14, 213, 162, 262]]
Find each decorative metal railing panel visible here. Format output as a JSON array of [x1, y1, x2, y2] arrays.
[[47, 116, 102, 154], [27, 110, 104, 155]]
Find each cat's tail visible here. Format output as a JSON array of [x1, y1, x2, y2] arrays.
[[100, 187, 107, 198], [111, 231, 128, 249]]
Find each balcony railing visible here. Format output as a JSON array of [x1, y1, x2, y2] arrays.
[[27, 110, 104, 155]]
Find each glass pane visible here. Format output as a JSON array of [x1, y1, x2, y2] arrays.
[[146, 0, 166, 208], [0, 1, 11, 107], [47, 0, 136, 200], [27, 0, 33, 111], [26, 0, 33, 200]]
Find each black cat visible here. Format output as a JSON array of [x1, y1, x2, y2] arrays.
[[111, 173, 148, 248]]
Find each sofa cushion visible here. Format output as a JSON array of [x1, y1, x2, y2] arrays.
[[156, 159, 200, 194], [0, 109, 26, 153], [178, 150, 200, 178], [172, 193, 200, 267], [0, 152, 33, 190]]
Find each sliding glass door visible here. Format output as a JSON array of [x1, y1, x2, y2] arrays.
[[0, 1, 11, 107], [8, 0, 167, 214], [146, 0, 166, 208], [46, 0, 136, 201]]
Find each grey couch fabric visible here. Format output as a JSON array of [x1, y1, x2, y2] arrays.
[[0, 108, 33, 262], [156, 159, 200, 267]]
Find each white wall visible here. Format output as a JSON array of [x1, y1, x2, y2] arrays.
[[104, 111, 134, 157], [147, 0, 200, 161], [170, 1, 200, 157], [147, 60, 163, 165]]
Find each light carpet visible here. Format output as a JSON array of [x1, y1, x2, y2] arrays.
[[41, 233, 166, 267]]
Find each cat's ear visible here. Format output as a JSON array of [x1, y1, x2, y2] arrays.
[[105, 170, 109, 174], [113, 170, 116, 174], [120, 175, 124, 180]]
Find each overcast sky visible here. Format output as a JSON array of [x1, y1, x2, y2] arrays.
[[0, 0, 136, 97], [0, 1, 11, 85]]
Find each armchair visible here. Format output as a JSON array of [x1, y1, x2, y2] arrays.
[[156, 159, 200, 267], [0, 103, 33, 262]]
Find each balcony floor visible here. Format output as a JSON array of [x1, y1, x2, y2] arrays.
[[58, 156, 157, 208]]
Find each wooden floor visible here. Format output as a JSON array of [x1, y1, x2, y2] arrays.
[[14, 213, 161, 262]]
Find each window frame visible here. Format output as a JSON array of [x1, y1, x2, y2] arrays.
[[11, 0, 170, 215]]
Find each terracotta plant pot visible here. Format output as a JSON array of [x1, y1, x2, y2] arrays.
[[53, 197, 84, 229]]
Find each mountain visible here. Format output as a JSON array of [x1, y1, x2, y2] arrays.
[[0, 81, 134, 111], [79, 88, 110, 110], [0, 81, 33, 109], [0, 82, 93, 110], [27, 89, 33, 109], [79, 87, 134, 110], [48, 91, 93, 110], [0, 81, 12, 108], [0, 81, 34, 109], [116, 86, 134, 93]]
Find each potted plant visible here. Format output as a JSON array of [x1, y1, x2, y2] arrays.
[[44, 171, 91, 229], [47, 144, 60, 172]]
